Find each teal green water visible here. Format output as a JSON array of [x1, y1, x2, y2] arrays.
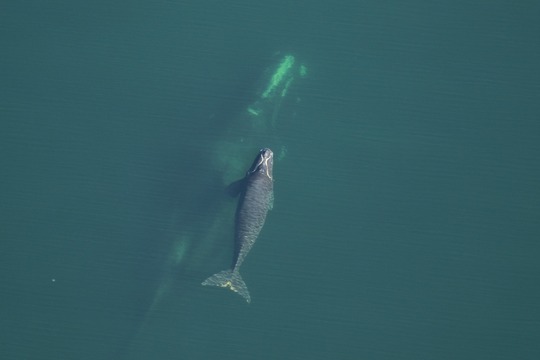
[[2, 1, 540, 359]]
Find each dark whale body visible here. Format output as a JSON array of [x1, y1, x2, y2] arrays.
[[202, 148, 274, 303]]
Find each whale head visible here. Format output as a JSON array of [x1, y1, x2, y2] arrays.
[[248, 148, 273, 180]]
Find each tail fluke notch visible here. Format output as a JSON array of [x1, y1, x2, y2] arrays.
[[202, 269, 251, 303]]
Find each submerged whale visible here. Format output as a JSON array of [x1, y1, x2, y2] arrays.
[[122, 53, 306, 357], [202, 148, 274, 303]]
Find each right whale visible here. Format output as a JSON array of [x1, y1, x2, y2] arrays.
[[202, 148, 274, 303]]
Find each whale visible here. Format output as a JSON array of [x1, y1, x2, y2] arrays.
[[124, 54, 306, 356], [202, 148, 274, 303]]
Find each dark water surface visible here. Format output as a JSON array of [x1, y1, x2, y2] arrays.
[[1, 1, 539, 359]]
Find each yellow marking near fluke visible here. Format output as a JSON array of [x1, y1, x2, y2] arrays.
[[202, 269, 252, 303]]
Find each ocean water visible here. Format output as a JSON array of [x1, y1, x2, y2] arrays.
[[1, 1, 539, 359]]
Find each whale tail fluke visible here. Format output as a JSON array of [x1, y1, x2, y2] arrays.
[[202, 269, 251, 303]]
